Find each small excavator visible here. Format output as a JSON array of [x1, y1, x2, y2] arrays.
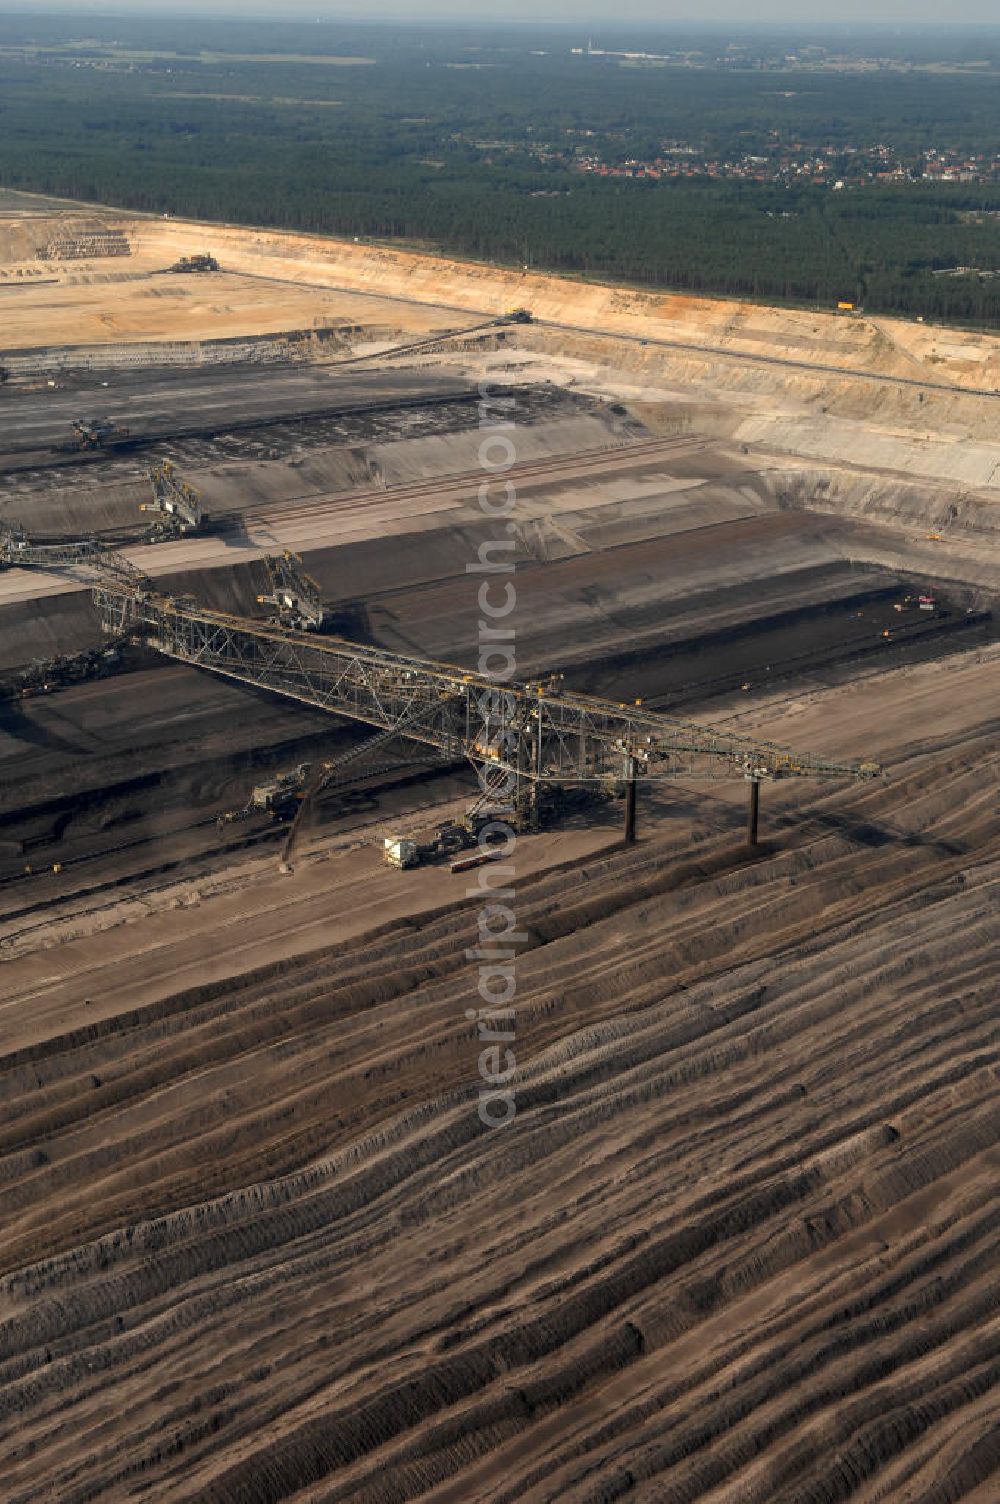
[[69, 417, 130, 451], [168, 254, 220, 274], [217, 764, 314, 829]]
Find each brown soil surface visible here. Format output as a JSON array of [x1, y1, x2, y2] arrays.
[[0, 204, 998, 1502], [0, 652, 998, 1501]]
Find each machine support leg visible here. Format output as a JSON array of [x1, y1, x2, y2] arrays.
[[531, 699, 543, 831], [624, 757, 638, 845], [515, 732, 531, 832], [747, 777, 761, 848]]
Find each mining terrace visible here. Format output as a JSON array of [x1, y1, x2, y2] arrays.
[[0, 197, 998, 1503]]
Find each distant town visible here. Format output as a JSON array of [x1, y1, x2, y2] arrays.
[[570, 39, 1000, 76], [571, 145, 1000, 189], [462, 131, 1000, 191]]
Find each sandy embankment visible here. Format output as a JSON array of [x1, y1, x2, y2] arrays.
[[1, 206, 999, 399]]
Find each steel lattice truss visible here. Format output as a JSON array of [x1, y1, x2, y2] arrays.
[[1, 524, 148, 592], [92, 585, 876, 791]]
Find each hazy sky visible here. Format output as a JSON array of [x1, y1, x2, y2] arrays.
[[12, 1, 1000, 21]]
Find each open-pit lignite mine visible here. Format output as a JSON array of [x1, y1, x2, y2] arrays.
[[0, 198, 998, 1504]]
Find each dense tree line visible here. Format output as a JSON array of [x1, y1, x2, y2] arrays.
[[0, 25, 998, 326]]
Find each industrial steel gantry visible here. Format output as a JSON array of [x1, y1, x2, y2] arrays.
[[89, 582, 879, 838], [0, 521, 148, 591], [256, 551, 325, 632], [141, 461, 203, 537], [0, 519, 879, 841]]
